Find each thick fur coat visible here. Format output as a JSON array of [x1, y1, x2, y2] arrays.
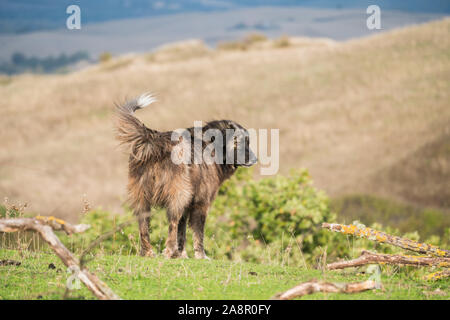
[[115, 94, 256, 258]]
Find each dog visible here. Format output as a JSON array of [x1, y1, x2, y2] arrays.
[[115, 93, 257, 259]]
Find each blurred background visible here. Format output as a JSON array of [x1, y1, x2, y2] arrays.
[[0, 1, 449, 239]]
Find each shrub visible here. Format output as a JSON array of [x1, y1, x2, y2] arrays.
[[217, 33, 268, 51], [217, 40, 248, 51], [273, 36, 290, 48], [99, 52, 112, 63], [210, 169, 337, 254], [147, 40, 211, 63], [243, 33, 268, 45]]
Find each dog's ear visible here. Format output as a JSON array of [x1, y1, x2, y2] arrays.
[[229, 122, 240, 131]]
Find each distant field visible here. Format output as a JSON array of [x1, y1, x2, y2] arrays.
[[1, 249, 448, 300], [0, 18, 449, 222]]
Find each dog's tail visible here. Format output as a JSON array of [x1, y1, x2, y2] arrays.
[[115, 93, 157, 161]]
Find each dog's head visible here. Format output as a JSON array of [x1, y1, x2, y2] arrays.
[[224, 121, 258, 168]]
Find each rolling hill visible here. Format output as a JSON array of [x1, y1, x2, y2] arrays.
[[0, 18, 449, 221]]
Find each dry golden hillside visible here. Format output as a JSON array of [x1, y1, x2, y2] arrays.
[[1, 18, 449, 221]]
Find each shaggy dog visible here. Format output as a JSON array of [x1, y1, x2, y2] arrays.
[[115, 94, 257, 258]]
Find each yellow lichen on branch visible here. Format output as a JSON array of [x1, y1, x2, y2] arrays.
[[35, 215, 66, 225], [33, 215, 90, 235], [322, 223, 450, 258], [425, 269, 450, 281]]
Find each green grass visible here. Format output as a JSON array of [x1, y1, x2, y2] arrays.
[[1, 249, 448, 300]]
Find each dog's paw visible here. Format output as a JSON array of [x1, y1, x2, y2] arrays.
[[140, 249, 155, 258], [194, 251, 211, 260], [163, 248, 180, 259], [179, 250, 189, 259]]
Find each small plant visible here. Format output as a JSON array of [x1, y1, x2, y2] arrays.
[[99, 52, 112, 63], [0, 198, 31, 251], [100, 58, 132, 71], [273, 35, 290, 48], [217, 33, 267, 51], [217, 40, 248, 51], [243, 33, 267, 45], [147, 40, 211, 63]]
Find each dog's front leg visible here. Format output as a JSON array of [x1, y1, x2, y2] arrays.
[[177, 213, 189, 258]]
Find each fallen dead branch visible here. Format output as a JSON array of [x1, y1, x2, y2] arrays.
[[1, 216, 90, 235], [322, 223, 449, 258], [327, 250, 450, 270], [0, 217, 120, 300], [272, 279, 379, 300]]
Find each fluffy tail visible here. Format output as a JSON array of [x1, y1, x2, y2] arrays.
[[115, 93, 157, 160]]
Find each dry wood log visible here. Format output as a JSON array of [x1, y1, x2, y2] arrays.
[[0, 217, 120, 300], [322, 223, 450, 258], [327, 250, 450, 270], [272, 279, 379, 300]]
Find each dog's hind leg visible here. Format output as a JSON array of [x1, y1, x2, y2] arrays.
[[164, 207, 184, 259], [177, 213, 189, 258], [189, 203, 210, 260], [137, 210, 155, 257]]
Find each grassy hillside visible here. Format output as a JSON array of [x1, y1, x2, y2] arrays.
[[372, 129, 450, 209], [0, 19, 449, 221], [1, 249, 448, 300]]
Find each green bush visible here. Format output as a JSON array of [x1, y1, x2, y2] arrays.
[[208, 168, 344, 262], [273, 36, 290, 48], [243, 33, 268, 45], [217, 40, 248, 51], [99, 52, 112, 63]]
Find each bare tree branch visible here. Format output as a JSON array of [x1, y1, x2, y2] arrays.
[[272, 279, 379, 300], [327, 250, 450, 270], [322, 223, 450, 258], [0, 217, 120, 300]]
